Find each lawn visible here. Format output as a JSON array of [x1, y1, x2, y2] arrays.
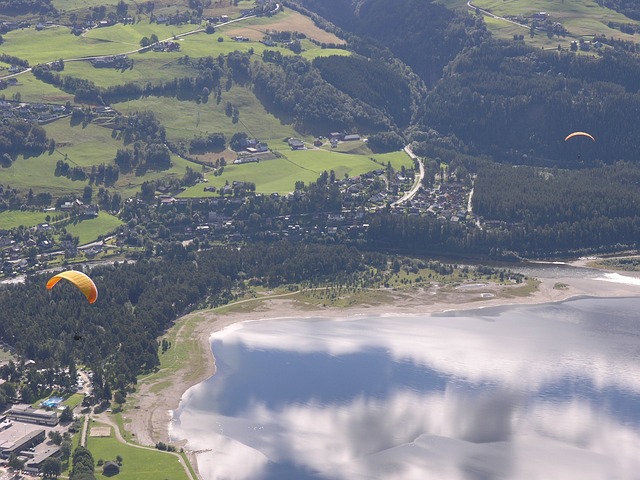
[[87, 421, 189, 480], [59, 211, 123, 244]]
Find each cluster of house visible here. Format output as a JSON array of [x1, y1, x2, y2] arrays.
[[90, 54, 130, 68], [1, 203, 100, 276], [0, 100, 70, 124], [233, 138, 270, 163], [0, 21, 30, 33], [150, 41, 180, 52], [312, 132, 362, 149], [206, 15, 230, 24]]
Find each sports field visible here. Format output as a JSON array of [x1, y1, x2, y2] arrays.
[[87, 421, 189, 480]]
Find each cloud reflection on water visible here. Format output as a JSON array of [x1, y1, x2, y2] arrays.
[[172, 298, 640, 479]]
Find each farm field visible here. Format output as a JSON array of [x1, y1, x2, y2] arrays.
[[221, 9, 345, 45], [1, 27, 132, 65], [180, 146, 414, 196]]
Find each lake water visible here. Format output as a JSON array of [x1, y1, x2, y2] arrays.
[[171, 296, 640, 480]]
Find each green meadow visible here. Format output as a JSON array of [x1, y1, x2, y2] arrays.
[[0, 210, 50, 229], [59, 211, 123, 244], [61, 56, 198, 88], [44, 120, 125, 168], [2, 27, 130, 65], [1, 72, 74, 104], [2, 118, 197, 200], [2, 152, 86, 197], [113, 86, 298, 143], [180, 146, 413, 195], [465, 0, 640, 45], [87, 421, 189, 480]]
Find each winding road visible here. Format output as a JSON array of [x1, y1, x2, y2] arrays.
[[392, 145, 424, 206]]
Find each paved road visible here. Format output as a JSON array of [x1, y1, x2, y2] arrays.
[[0, 15, 257, 81], [392, 146, 424, 206], [467, 0, 530, 31]]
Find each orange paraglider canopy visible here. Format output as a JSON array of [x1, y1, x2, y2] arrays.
[[564, 131, 595, 142], [46, 270, 98, 304]]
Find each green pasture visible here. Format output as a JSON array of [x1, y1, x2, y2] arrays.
[[0, 72, 74, 104], [2, 152, 87, 197], [4, 118, 196, 199], [84, 22, 198, 46], [1, 27, 130, 65], [87, 421, 189, 480], [470, 0, 640, 43], [45, 120, 125, 168], [62, 56, 199, 88], [59, 211, 123, 244], [174, 29, 348, 61], [180, 147, 413, 195], [52, 0, 124, 12], [0, 210, 50, 229], [113, 86, 297, 143]]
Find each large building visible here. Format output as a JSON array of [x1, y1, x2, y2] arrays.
[[6, 405, 59, 426], [0, 428, 45, 458]]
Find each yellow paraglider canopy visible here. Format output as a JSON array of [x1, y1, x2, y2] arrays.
[[46, 270, 98, 304], [564, 131, 595, 142]]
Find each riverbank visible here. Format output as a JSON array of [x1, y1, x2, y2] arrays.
[[121, 265, 640, 478]]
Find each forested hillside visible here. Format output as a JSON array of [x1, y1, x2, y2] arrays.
[[421, 41, 640, 165], [290, 0, 487, 86]]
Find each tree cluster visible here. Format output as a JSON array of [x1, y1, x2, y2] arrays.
[[0, 119, 49, 161]]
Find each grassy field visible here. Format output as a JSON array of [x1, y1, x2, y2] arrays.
[[3, 116, 198, 200], [439, 0, 640, 51], [0, 210, 51, 229], [455, 0, 640, 48], [180, 146, 414, 195], [59, 211, 123, 244], [0, 72, 73, 104], [1, 27, 131, 65], [113, 85, 298, 143], [61, 56, 199, 89], [44, 120, 126, 168], [87, 421, 189, 480]]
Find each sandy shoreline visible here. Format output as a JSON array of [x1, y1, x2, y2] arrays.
[[122, 266, 640, 478]]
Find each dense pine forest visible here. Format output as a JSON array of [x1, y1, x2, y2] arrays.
[[0, 242, 386, 402]]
